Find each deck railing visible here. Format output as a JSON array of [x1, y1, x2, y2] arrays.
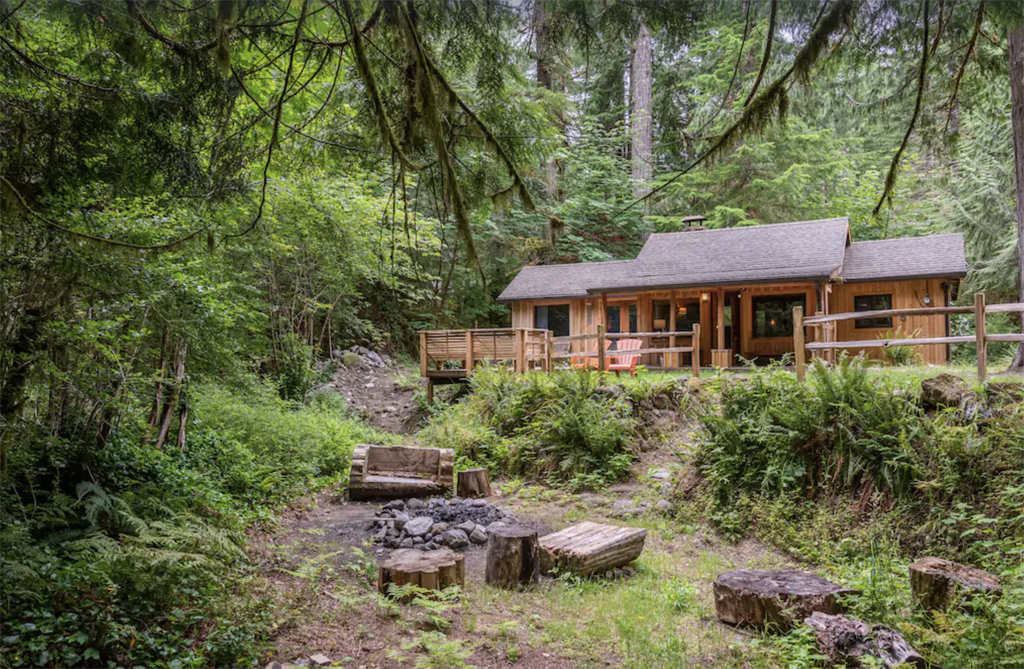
[[793, 293, 1024, 382], [419, 328, 550, 377], [550, 324, 701, 376]]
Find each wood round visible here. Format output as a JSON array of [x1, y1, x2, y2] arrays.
[[909, 556, 1001, 610], [713, 569, 855, 631], [378, 548, 465, 600], [484, 524, 539, 589], [457, 468, 492, 498]]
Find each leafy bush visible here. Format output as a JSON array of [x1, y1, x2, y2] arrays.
[[0, 382, 383, 668], [421, 366, 638, 488]]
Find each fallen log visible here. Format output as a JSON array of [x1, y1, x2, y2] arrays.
[[805, 612, 930, 668], [378, 548, 465, 600], [713, 569, 855, 631], [485, 524, 540, 589], [909, 557, 1001, 610], [538, 521, 646, 576]]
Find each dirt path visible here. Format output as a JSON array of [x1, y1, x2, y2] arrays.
[[327, 362, 424, 435]]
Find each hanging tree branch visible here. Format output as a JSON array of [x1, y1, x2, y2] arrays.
[[944, 0, 985, 135], [873, 0, 930, 215], [743, 0, 778, 108], [613, 0, 856, 219]]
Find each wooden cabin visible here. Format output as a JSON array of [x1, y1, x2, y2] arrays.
[[498, 218, 968, 366]]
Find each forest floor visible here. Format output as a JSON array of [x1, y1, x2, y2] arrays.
[[250, 379, 796, 669]]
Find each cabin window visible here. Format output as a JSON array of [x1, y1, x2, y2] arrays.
[[629, 304, 638, 332], [752, 294, 805, 338], [676, 300, 701, 331], [534, 304, 570, 337], [652, 301, 671, 331], [606, 306, 622, 333], [854, 294, 893, 329]]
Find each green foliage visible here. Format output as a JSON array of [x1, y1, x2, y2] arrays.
[[0, 383, 383, 668], [421, 366, 638, 487]]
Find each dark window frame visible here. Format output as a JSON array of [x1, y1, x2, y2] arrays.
[[534, 304, 571, 337], [752, 294, 806, 339], [853, 294, 893, 329]]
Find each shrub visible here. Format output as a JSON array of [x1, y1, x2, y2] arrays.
[[421, 366, 637, 487]]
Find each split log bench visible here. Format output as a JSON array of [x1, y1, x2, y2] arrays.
[[349, 444, 454, 500], [538, 521, 646, 577], [713, 569, 855, 631]]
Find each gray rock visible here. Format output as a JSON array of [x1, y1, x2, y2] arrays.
[[386, 527, 400, 539], [455, 520, 477, 534], [423, 541, 438, 551], [310, 653, 332, 667], [341, 352, 361, 368], [399, 537, 414, 548], [384, 537, 400, 548], [407, 498, 425, 510], [486, 521, 506, 532], [470, 527, 488, 544], [611, 499, 639, 519], [431, 522, 449, 535], [468, 498, 488, 507], [393, 511, 409, 531], [384, 405, 398, 413], [655, 500, 673, 514], [441, 529, 470, 549], [382, 499, 405, 511], [412, 536, 424, 545], [650, 469, 671, 480], [404, 516, 434, 537]]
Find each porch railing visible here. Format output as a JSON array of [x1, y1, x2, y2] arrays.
[[419, 328, 551, 377], [550, 324, 701, 376], [793, 293, 1024, 382]]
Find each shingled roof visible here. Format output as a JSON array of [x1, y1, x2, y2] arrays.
[[841, 234, 967, 282], [496, 219, 966, 302]]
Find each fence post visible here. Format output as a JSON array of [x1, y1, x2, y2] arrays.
[[465, 330, 474, 376], [516, 329, 526, 373], [597, 324, 607, 373], [545, 330, 553, 372], [692, 323, 701, 378], [794, 306, 806, 382], [419, 332, 428, 377], [975, 292, 987, 383]]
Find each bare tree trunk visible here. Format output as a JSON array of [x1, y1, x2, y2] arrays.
[[535, 0, 559, 200], [631, 23, 653, 213], [1008, 21, 1024, 371], [155, 340, 186, 450]]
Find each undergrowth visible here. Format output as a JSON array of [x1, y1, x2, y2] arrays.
[[0, 383, 383, 668], [421, 365, 694, 490], [690, 356, 1024, 667]]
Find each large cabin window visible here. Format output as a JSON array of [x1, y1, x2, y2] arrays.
[[854, 294, 893, 329], [606, 306, 622, 333], [534, 304, 570, 337], [652, 301, 671, 331], [676, 300, 701, 331], [752, 294, 805, 338]]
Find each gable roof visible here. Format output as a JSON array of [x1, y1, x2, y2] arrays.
[[841, 234, 967, 282], [496, 219, 967, 302]]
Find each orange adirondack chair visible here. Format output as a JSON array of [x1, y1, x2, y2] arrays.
[[572, 338, 612, 370], [607, 338, 643, 377]]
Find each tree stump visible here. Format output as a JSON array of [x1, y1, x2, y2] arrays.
[[539, 521, 646, 576], [457, 468, 492, 498], [805, 612, 928, 668], [485, 524, 540, 589], [713, 569, 855, 631], [909, 557, 1001, 610], [378, 548, 465, 600]]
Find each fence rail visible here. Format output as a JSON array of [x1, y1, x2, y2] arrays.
[[793, 294, 1024, 383]]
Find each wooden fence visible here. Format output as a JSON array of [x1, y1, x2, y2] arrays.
[[551, 324, 701, 376], [419, 328, 551, 378], [793, 293, 1024, 383]]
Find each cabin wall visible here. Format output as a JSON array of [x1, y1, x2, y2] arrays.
[[505, 277, 953, 366], [831, 278, 949, 365]]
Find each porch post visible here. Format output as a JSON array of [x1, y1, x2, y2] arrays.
[[794, 306, 806, 382], [716, 287, 726, 350], [668, 290, 677, 368]]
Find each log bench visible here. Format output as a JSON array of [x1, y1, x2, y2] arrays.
[[539, 521, 646, 576], [349, 444, 454, 500]]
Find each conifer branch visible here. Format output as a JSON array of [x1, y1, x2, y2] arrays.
[[743, 0, 777, 108]]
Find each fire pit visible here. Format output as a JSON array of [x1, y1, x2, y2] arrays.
[[369, 496, 516, 551]]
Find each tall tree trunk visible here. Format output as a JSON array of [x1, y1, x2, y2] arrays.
[[631, 23, 653, 213], [1007, 21, 1024, 371], [535, 0, 558, 200]]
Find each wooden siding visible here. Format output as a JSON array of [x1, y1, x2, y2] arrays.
[[830, 278, 950, 365], [506, 277, 954, 365]]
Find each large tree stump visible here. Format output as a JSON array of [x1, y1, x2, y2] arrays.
[[909, 557, 1001, 610], [457, 468, 492, 498], [539, 521, 646, 576], [805, 612, 929, 668], [485, 524, 540, 589], [378, 548, 465, 600], [713, 569, 855, 631]]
